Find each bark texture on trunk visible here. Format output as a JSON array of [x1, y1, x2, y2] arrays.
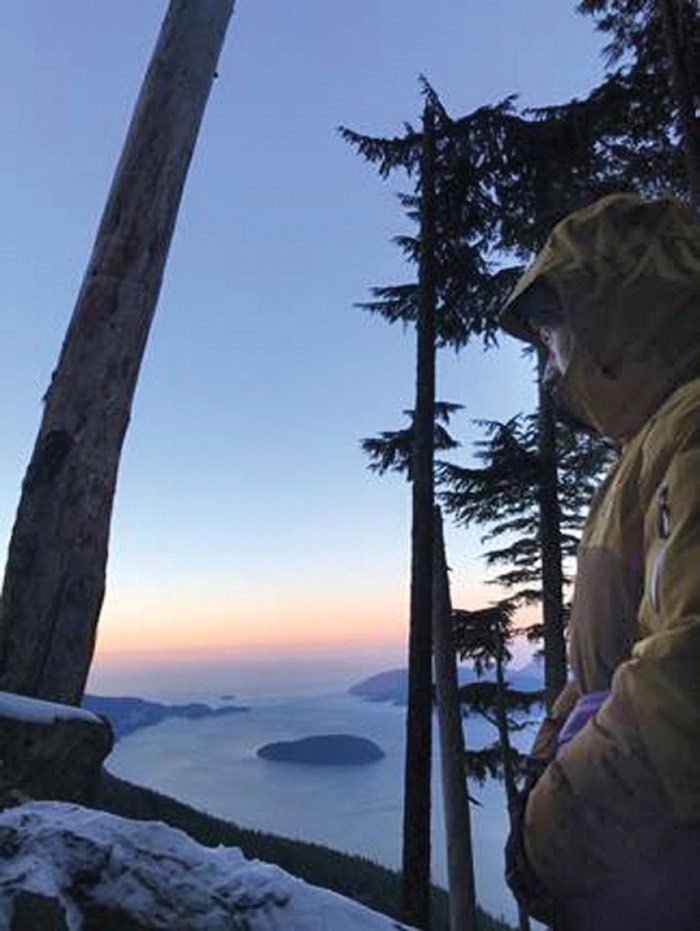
[[401, 103, 437, 931], [537, 353, 567, 712], [432, 508, 477, 931], [0, 0, 235, 704], [494, 649, 531, 931]]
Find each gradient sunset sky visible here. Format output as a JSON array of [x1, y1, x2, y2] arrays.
[[0, 2, 605, 671]]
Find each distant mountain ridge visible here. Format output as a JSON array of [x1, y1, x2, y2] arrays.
[[83, 695, 249, 741], [349, 659, 544, 706]]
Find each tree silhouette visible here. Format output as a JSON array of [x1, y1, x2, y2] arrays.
[[361, 403, 462, 480], [453, 601, 542, 931], [576, 0, 700, 212], [439, 414, 614, 621], [343, 82, 509, 928]]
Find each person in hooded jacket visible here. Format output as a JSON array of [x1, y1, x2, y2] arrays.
[[500, 193, 700, 931]]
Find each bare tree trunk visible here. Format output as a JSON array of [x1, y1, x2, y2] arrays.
[[432, 507, 477, 931], [537, 351, 567, 712], [494, 647, 531, 931], [0, 0, 236, 704], [658, 0, 700, 215], [402, 102, 437, 931]]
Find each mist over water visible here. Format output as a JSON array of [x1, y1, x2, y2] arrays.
[[89, 637, 535, 702], [88, 647, 407, 702], [96, 647, 538, 926]]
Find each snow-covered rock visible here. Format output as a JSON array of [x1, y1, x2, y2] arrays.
[[0, 691, 101, 726], [0, 691, 112, 805], [0, 802, 414, 930]]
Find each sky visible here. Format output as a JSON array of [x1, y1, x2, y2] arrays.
[[0, 2, 607, 679]]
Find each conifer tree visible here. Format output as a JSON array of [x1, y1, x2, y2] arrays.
[[343, 82, 509, 928], [349, 74, 649, 716], [576, 0, 700, 212], [403, 102, 438, 930], [535, 360, 568, 708], [439, 414, 614, 638], [363, 413, 475, 928], [452, 601, 542, 931]]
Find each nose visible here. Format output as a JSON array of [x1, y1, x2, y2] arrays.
[[543, 353, 561, 387]]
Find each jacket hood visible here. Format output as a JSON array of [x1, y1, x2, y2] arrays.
[[501, 194, 700, 441]]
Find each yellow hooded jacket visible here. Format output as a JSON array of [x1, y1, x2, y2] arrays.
[[501, 194, 700, 896]]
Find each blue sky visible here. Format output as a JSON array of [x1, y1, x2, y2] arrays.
[[0, 2, 606, 664]]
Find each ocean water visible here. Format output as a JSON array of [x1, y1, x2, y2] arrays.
[[107, 685, 529, 926]]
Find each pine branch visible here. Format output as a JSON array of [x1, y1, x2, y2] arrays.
[[338, 126, 421, 177]]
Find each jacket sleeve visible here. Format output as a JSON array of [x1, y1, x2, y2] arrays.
[[626, 418, 700, 818], [522, 412, 700, 897]]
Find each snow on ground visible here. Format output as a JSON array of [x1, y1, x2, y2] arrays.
[[0, 801, 413, 930], [0, 690, 100, 726]]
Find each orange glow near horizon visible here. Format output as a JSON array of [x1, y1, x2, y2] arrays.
[[95, 588, 409, 658], [94, 574, 537, 661]]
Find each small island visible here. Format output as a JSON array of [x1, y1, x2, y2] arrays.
[[257, 734, 385, 766]]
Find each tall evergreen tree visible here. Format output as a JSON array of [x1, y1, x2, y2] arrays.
[[349, 74, 651, 713], [362, 417, 479, 929], [343, 82, 510, 928], [402, 101, 439, 931]]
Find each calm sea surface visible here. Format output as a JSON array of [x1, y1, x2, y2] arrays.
[[107, 685, 531, 926]]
